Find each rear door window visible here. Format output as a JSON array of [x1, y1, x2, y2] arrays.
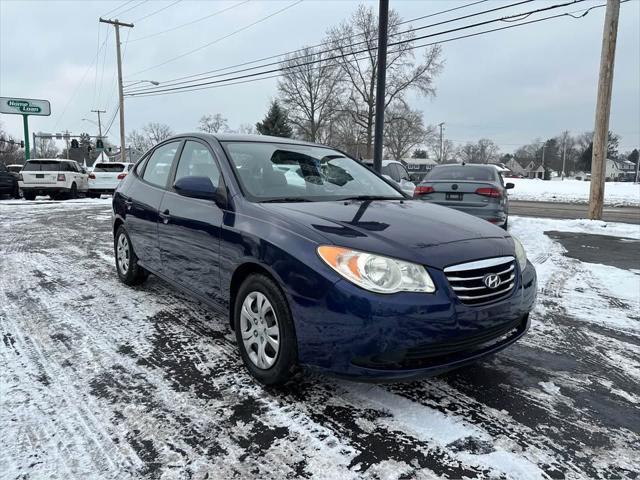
[[142, 142, 180, 188]]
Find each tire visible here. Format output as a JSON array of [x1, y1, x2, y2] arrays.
[[114, 226, 148, 286], [13, 184, 21, 199], [234, 274, 298, 385], [23, 191, 35, 201], [69, 183, 78, 199]]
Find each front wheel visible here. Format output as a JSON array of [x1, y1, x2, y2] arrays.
[[114, 226, 148, 286], [234, 274, 298, 385]]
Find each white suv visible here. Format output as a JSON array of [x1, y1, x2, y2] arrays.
[[19, 159, 89, 200], [87, 162, 134, 198]]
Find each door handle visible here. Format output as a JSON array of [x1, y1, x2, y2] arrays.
[[159, 209, 171, 224]]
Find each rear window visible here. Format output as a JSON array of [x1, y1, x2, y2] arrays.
[[93, 163, 125, 173], [22, 161, 62, 172], [427, 166, 496, 181]]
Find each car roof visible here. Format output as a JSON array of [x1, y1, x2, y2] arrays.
[[165, 132, 323, 148], [433, 163, 496, 168], [25, 158, 69, 162]]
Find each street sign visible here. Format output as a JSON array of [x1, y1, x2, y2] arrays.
[[0, 97, 51, 116]]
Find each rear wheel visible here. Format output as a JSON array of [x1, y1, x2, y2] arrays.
[[13, 184, 21, 199], [69, 183, 78, 199], [114, 226, 148, 286], [234, 274, 298, 385]]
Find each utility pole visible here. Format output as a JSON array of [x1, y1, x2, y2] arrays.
[[99, 17, 134, 163], [561, 133, 567, 180], [372, 0, 389, 173], [438, 122, 445, 163], [91, 109, 106, 139], [589, 0, 620, 220]]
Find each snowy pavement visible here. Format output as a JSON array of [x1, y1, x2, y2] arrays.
[[507, 178, 640, 206], [1, 199, 639, 480]]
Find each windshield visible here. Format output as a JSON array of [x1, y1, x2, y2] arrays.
[[427, 165, 497, 181], [93, 163, 125, 172], [223, 142, 403, 202], [22, 161, 62, 172]]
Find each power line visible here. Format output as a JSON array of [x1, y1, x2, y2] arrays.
[[101, 0, 135, 18], [132, 0, 182, 23], [53, 34, 110, 130], [128, 0, 304, 76], [127, 0, 527, 88], [115, 0, 149, 17], [125, 4, 601, 99], [126, 0, 586, 96], [128, 0, 251, 43]]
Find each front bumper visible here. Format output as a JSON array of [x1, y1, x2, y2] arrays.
[[292, 260, 537, 381]]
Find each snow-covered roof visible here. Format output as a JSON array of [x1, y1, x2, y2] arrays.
[[404, 158, 437, 165]]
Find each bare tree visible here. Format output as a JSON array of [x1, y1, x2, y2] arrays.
[[456, 139, 500, 164], [237, 123, 257, 135], [127, 129, 152, 153], [425, 134, 454, 163], [278, 46, 343, 142], [330, 110, 367, 158], [143, 122, 174, 145], [327, 5, 443, 158], [383, 103, 430, 160], [199, 114, 229, 134], [35, 132, 59, 158]]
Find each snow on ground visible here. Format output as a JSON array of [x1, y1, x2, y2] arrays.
[[1, 200, 639, 479], [507, 178, 640, 206]]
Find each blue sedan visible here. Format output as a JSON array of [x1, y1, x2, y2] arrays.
[[112, 134, 537, 385]]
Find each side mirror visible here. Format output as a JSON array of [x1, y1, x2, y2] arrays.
[[174, 176, 222, 203], [505, 182, 515, 189]]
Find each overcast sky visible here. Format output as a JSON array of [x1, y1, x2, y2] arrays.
[[1, 0, 639, 153]]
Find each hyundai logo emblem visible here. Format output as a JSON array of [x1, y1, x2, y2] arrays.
[[483, 273, 501, 289]]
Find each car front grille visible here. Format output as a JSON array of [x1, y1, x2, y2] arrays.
[[444, 256, 517, 305]]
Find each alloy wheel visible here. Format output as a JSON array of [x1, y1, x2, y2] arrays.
[[240, 291, 280, 369], [117, 234, 130, 274]]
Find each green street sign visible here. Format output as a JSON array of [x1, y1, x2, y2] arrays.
[[0, 96, 51, 116]]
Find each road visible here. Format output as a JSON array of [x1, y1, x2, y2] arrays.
[[510, 200, 640, 224], [1, 200, 638, 479]]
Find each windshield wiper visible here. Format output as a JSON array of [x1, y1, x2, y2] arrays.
[[260, 197, 314, 203], [339, 195, 403, 201]]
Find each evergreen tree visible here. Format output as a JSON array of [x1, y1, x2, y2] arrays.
[[256, 101, 293, 138]]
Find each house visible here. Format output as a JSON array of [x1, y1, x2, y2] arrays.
[[402, 158, 438, 182], [606, 158, 636, 181], [524, 161, 545, 179], [504, 158, 527, 176]]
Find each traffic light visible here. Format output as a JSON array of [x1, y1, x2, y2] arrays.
[[71, 139, 79, 149], [96, 139, 104, 150]]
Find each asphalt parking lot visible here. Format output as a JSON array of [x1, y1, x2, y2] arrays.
[[1, 199, 638, 479]]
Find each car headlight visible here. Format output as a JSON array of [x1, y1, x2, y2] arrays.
[[512, 236, 527, 271], [317, 246, 435, 294]]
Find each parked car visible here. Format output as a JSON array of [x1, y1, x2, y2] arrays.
[[19, 159, 89, 200], [415, 164, 513, 229], [0, 163, 21, 198], [362, 159, 416, 196], [112, 134, 536, 385], [6, 164, 23, 174], [87, 162, 134, 197]]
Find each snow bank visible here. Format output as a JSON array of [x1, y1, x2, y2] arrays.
[[507, 178, 640, 206]]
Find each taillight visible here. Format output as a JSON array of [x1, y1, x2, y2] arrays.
[[414, 185, 434, 196], [117, 173, 127, 180], [89, 173, 96, 180], [475, 187, 502, 198], [57, 174, 66, 182]]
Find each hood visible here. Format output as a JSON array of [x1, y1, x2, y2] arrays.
[[260, 200, 515, 270]]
